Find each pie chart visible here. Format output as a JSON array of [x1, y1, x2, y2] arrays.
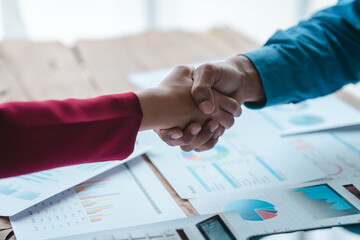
[[181, 145, 229, 161], [289, 115, 324, 126], [225, 199, 278, 221]]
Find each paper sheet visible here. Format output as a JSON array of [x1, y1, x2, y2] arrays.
[[259, 95, 360, 136], [10, 157, 186, 240], [0, 143, 150, 216], [190, 180, 360, 236], [138, 108, 326, 199], [284, 129, 360, 180]]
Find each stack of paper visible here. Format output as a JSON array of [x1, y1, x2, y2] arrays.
[[129, 64, 360, 236], [190, 179, 360, 236], [10, 157, 186, 240], [0, 143, 150, 216]]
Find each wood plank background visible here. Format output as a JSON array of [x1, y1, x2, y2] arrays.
[[0, 28, 358, 240]]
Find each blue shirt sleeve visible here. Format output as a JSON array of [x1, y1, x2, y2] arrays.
[[243, 0, 360, 107]]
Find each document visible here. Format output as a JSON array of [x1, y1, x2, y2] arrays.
[[138, 109, 326, 199], [190, 180, 360, 236], [259, 94, 360, 136], [284, 129, 360, 180], [10, 157, 186, 240], [0, 143, 150, 216]]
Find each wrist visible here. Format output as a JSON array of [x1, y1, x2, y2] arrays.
[[226, 55, 266, 105], [136, 88, 163, 131]]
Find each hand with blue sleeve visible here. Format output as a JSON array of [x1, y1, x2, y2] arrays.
[[158, 0, 360, 152]]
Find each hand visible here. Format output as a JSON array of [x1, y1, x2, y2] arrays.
[[192, 55, 266, 114], [137, 65, 239, 131], [157, 119, 224, 152], [157, 56, 266, 152]]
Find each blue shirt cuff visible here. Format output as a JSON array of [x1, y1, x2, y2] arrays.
[[243, 46, 300, 108]]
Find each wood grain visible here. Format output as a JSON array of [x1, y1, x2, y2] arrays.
[[0, 53, 27, 103], [75, 28, 259, 95], [0, 41, 96, 101]]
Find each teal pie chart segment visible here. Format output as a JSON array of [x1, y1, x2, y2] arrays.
[[225, 199, 278, 221]]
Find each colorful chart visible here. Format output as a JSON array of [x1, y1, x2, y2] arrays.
[[0, 184, 40, 200], [75, 178, 118, 223], [181, 145, 229, 161], [316, 162, 343, 176], [225, 199, 278, 221], [292, 184, 360, 219], [289, 115, 324, 126]]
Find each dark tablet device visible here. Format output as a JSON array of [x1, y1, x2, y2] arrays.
[[196, 215, 237, 240]]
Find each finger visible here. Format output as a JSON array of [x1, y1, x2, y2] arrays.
[[157, 123, 202, 147], [180, 120, 219, 151], [212, 108, 235, 129], [194, 138, 219, 152], [194, 126, 225, 152], [192, 64, 220, 114], [159, 65, 195, 87], [156, 128, 184, 147], [170, 65, 195, 79], [212, 126, 225, 140], [214, 91, 242, 117]]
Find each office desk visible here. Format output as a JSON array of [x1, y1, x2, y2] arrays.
[[0, 28, 359, 240]]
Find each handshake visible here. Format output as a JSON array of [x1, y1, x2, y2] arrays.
[[137, 55, 266, 152]]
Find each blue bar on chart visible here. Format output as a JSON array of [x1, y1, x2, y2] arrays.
[[212, 163, 239, 189], [255, 156, 284, 181], [186, 166, 212, 192]]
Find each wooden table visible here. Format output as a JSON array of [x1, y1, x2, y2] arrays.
[[0, 28, 259, 239]]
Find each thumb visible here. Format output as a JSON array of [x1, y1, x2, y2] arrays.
[[191, 64, 217, 114]]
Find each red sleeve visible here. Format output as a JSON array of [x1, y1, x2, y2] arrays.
[[0, 92, 143, 178]]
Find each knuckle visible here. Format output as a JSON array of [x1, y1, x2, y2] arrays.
[[175, 65, 191, 75], [202, 63, 215, 73]]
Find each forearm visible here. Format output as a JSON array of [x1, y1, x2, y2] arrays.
[[243, 0, 360, 106], [0, 93, 142, 178]]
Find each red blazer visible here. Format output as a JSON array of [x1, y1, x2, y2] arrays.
[[0, 92, 142, 178]]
